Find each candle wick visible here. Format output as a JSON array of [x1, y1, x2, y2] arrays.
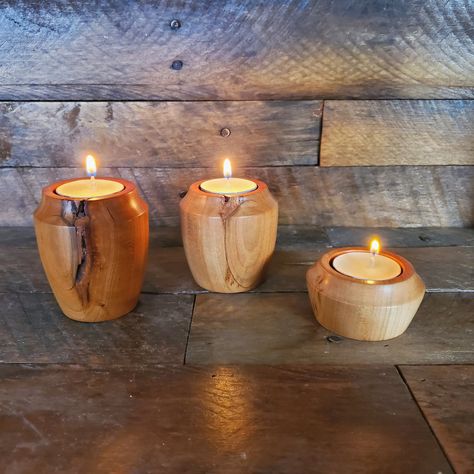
[[370, 252, 376, 268]]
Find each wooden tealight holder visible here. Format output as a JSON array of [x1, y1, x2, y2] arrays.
[[306, 248, 425, 341], [180, 179, 278, 293], [34, 178, 149, 322]]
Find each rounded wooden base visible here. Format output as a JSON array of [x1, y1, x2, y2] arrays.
[[306, 248, 425, 341], [180, 179, 278, 293], [34, 178, 149, 322]]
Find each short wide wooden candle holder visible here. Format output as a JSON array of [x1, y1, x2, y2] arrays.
[[34, 178, 149, 322], [180, 179, 278, 293], [306, 248, 425, 341]]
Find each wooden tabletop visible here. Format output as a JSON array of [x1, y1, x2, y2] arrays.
[[0, 226, 472, 473]]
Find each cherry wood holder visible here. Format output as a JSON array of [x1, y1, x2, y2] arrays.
[[34, 178, 149, 322], [180, 179, 278, 293], [306, 247, 425, 341]]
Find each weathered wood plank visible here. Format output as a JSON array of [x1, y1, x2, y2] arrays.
[[321, 101, 474, 166], [0, 101, 321, 167], [0, 364, 452, 473], [0, 293, 194, 365], [186, 292, 474, 365], [401, 365, 474, 474], [0, 1, 473, 100], [7, 165, 474, 227], [1, 227, 472, 294], [327, 227, 474, 248]]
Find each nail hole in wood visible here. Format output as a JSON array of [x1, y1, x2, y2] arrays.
[[171, 60, 183, 70], [220, 127, 231, 138], [170, 19, 181, 30]]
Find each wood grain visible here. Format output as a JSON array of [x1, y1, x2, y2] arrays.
[[180, 180, 278, 292], [0, 101, 321, 167], [0, 1, 473, 99], [186, 292, 474, 365], [34, 178, 149, 322], [1, 227, 472, 295], [306, 248, 425, 341], [0, 365, 452, 473], [326, 227, 474, 248], [321, 101, 474, 166], [7, 165, 474, 227], [0, 293, 194, 365], [401, 365, 474, 474]]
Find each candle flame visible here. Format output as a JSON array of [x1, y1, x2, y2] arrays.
[[86, 155, 97, 177], [370, 239, 380, 255], [223, 159, 232, 179]]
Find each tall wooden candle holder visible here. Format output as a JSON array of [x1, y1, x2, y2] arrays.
[[34, 178, 149, 322], [180, 179, 278, 293], [306, 248, 425, 341]]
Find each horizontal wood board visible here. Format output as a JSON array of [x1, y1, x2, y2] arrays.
[[401, 365, 474, 474], [0, 293, 194, 366], [186, 292, 474, 365], [0, 101, 321, 167], [0, 365, 452, 473], [1, 228, 472, 295], [321, 100, 474, 166], [0, 0, 473, 100], [3, 165, 473, 227]]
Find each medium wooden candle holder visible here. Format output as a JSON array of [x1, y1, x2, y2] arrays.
[[306, 248, 425, 341], [34, 178, 149, 322], [180, 179, 278, 293]]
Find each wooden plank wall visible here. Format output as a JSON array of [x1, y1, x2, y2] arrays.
[[0, 0, 473, 227]]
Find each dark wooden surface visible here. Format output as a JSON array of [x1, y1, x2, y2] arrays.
[[0, 293, 194, 366], [1, 228, 473, 295], [321, 100, 474, 166], [4, 165, 474, 226], [1, 225, 472, 471], [186, 292, 474, 365], [0, 364, 452, 474], [401, 365, 474, 474], [1, 0, 473, 100], [326, 227, 474, 248], [0, 101, 321, 167]]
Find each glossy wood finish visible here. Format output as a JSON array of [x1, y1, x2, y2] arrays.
[[180, 180, 278, 292], [0, 293, 194, 366], [401, 365, 474, 474], [34, 178, 149, 322], [0, 365, 452, 473], [321, 100, 474, 166], [306, 248, 425, 341], [6, 165, 474, 227], [1, 1, 472, 100], [0, 101, 321, 167], [186, 292, 474, 365]]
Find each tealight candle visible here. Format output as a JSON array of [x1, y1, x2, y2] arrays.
[[180, 158, 278, 293], [55, 155, 124, 198], [332, 239, 401, 281], [306, 239, 425, 341], [200, 159, 257, 195], [34, 154, 149, 323]]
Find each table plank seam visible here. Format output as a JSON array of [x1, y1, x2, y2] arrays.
[[396, 365, 456, 473]]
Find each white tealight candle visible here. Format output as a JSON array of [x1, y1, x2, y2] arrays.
[[332, 240, 401, 281], [55, 154, 124, 199], [56, 179, 124, 199], [200, 158, 257, 195]]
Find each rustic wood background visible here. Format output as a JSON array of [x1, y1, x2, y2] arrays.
[[0, 0, 473, 227]]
